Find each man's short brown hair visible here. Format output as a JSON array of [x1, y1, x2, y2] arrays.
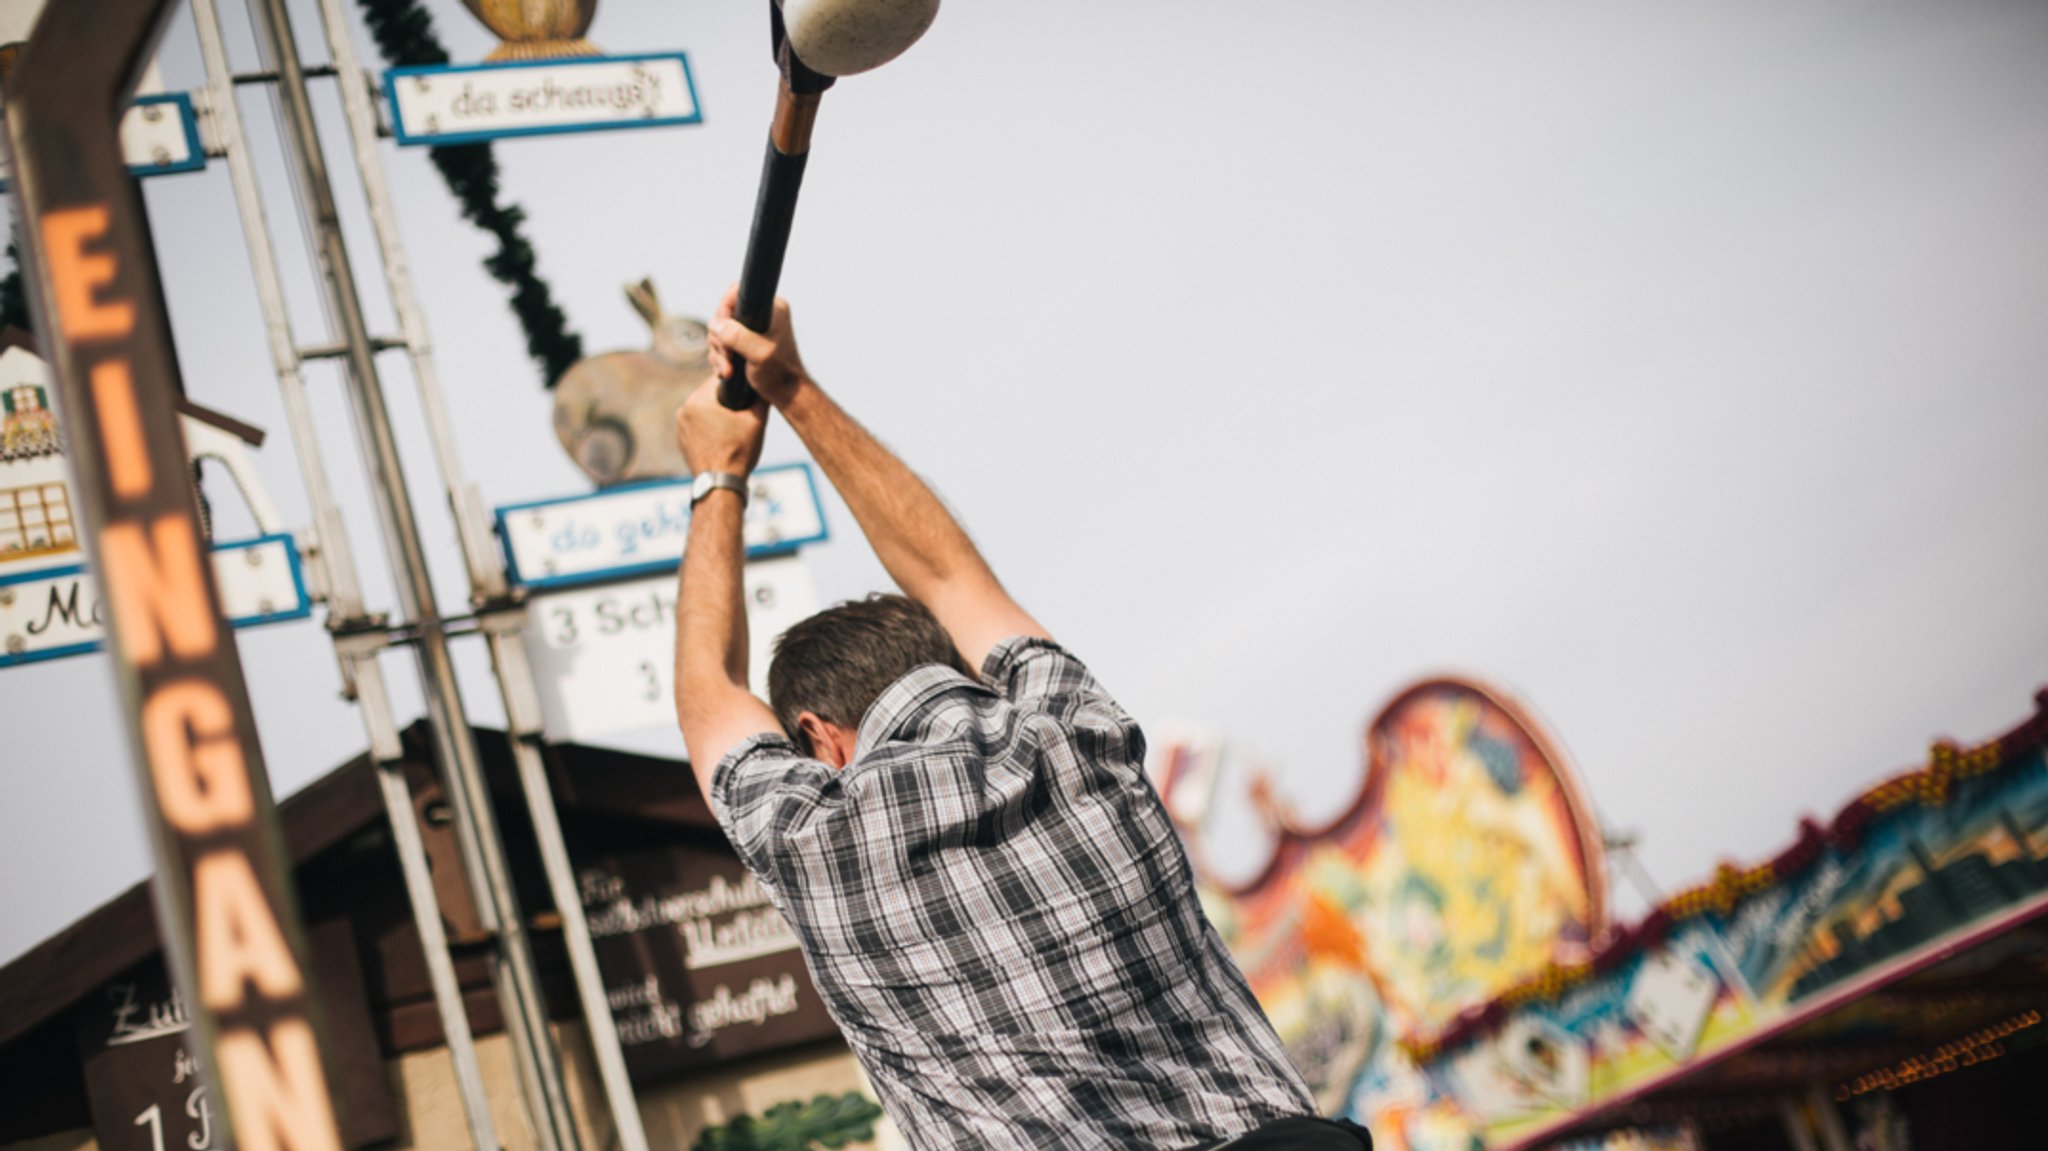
[[768, 593, 971, 756]]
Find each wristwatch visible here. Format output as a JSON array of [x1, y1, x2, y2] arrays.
[[690, 471, 750, 508]]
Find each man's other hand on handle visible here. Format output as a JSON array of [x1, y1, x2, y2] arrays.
[[708, 284, 808, 408], [675, 374, 769, 479]]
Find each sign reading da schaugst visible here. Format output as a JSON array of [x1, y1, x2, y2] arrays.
[[382, 4, 701, 146], [387, 54, 701, 146]]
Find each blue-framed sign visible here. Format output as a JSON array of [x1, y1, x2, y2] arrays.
[[0, 93, 204, 191], [123, 94, 206, 177], [494, 463, 829, 591], [0, 533, 312, 669], [522, 555, 820, 741], [384, 52, 703, 147]]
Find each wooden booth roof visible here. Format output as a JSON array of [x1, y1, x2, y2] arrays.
[[0, 724, 722, 1145]]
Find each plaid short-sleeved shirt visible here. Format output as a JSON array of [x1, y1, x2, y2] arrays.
[[710, 637, 1314, 1150]]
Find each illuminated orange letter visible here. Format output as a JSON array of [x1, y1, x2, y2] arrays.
[[90, 360, 151, 498], [214, 1020, 342, 1151], [142, 680, 253, 834], [194, 850, 303, 1009], [40, 206, 134, 342], [98, 515, 217, 665]]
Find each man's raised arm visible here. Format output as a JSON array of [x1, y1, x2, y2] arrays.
[[672, 382, 783, 797], [708, 288, 1048, 672]]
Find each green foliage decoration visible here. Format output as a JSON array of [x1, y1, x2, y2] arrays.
[[691, 1092, 885, 1151], [355, 0, 584, 385], [0, 239, 27, 334]]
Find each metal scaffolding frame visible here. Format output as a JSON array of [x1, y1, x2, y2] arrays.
[[182, 0, 653, 1146]]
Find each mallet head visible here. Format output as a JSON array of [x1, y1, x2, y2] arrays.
[[778, 0, 939, 77]]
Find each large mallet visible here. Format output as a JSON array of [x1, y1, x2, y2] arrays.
[[719, 0, 940, 408]]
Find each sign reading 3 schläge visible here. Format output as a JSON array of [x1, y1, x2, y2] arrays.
[[580, 844, 839, 1081], [522, 553, 818, 741]]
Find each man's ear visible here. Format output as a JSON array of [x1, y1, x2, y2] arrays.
[[796, 711, 856, 768]]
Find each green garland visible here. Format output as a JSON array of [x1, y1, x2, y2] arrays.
[[356, 0, 583, 385], [691, 1093, 884, 1151], [0, 3, 584, 383], [0, 239, 27, 334]]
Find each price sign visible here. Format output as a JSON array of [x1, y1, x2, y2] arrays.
[[522, 554, 819, 742]]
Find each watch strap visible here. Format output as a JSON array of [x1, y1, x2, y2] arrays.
[[690, 471, 750, 508]]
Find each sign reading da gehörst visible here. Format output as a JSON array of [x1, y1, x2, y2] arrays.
[[494, 463, 827, 589], [579, 844, 841, 1082]]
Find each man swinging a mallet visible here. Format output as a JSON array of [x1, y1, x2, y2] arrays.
[[672, 288, 1371, 1151]]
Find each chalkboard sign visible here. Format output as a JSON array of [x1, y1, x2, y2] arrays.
[[75, 921, 399, 1150], [76, 962, 217, 1151], [579, 842, 840, 1082]]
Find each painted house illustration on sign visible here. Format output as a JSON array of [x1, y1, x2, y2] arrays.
[[0, 330, 311, 666], [0, 335, 74, 566]]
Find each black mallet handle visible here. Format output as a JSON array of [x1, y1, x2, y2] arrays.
[[721, 124, 811, 407], [721, 36, 835, 409]]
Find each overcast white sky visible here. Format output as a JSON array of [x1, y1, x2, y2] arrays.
[[4, 0, 2047, 964]]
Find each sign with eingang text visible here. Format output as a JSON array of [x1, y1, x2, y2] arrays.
[[6, 0, 346, 1142]]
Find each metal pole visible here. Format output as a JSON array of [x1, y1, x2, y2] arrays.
[[308, 2, 653, 1145], [1780, 1097, 1821, 1151], [185, 7, 502, 1146], [1805, 1083, 1853, 1151], [237, 0, 580, 1147]]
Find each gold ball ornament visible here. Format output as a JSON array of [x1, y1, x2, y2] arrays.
[[462, 0, 601, 62]]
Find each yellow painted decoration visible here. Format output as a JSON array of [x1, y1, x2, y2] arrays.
[[462, 0, 600, 61]]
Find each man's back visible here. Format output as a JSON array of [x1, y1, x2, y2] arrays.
[[712, 638, 1315, 1149]]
